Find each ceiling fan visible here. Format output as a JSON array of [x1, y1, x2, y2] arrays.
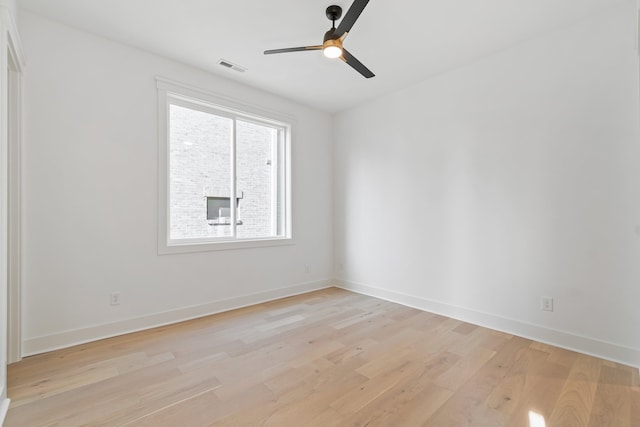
[[264, 0, 375, 79]]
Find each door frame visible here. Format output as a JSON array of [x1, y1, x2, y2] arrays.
[[7, 36, 22, 364]]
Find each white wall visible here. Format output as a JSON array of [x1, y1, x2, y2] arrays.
[[334, 1, 640, 366], [0, 0, 15, 15], [19, 11, 333, 354]]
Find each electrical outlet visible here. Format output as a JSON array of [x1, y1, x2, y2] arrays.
[[110, 292, 121, 306], [541, 297, 553, 312], [304, 265, 310, 274]]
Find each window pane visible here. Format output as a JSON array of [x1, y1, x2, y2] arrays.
[[236, 120, 282, 239], [169, 104, 232, 240]]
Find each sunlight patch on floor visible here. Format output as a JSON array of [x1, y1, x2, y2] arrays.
[[529, 410, 546, 427]]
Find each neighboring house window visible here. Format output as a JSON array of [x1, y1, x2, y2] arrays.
[[157, 78, 292, 253]]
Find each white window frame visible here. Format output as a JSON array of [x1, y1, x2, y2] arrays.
[[157, 78, 293, 254]]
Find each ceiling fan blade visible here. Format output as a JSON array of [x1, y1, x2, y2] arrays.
[[264, 46, 322, 55], [335, 0, 370, 39], [341, 49, 375, 78]]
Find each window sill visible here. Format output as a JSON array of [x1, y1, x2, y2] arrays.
[[158, 236, 295, 255]]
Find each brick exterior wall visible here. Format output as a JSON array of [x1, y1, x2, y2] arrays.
[[169, 104, 278, 240]]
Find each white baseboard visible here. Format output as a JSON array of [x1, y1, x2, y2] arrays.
[[23, 277, 640, 369], [0, 397, 10, 425], [23, 279, 333, 357], [336, 279, 640, 368]]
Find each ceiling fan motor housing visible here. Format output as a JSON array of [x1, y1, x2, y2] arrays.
[[324, 28, 338, 43]]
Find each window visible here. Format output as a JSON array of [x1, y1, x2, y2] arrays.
[[158, 79, 292, 253]]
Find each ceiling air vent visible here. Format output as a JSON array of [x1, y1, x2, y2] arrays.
[[218, 59, 247, 73]]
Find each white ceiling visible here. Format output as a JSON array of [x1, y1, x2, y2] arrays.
[[17, 0, 626, 113]]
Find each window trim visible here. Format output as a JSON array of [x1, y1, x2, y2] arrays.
[[157, 77, 294, 254]]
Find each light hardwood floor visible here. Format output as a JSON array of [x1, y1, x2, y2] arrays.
[[6, 288, 640, 426]]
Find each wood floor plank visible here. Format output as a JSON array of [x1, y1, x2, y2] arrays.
[[548, 354, 602, 426], [331, 360, 424, 415], [587, 364, 633, 427], [424, 336, 533, 426], [341, 379, 453, 426], [631, 387, 640, 425], [6, 287, 638, 426], [484, 346, 549, 418], [504, 360, 569, 426]]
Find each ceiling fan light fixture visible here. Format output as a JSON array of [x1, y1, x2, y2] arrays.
[[322, 39, 343, 59]]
